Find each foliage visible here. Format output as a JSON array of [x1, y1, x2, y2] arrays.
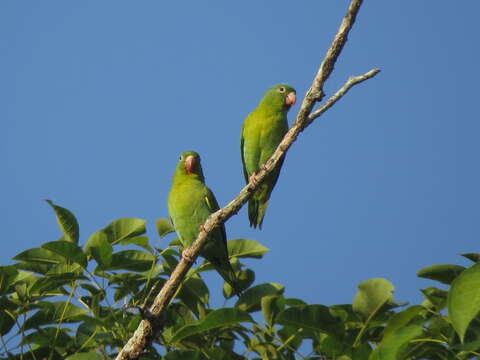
[[1, 201, 480, 359]]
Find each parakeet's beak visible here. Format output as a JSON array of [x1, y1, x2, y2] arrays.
[[285, 91, 296, 107], [184, 155, 195, 174]]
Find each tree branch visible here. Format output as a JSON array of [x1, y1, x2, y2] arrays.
[[115, 0, 378, 358]]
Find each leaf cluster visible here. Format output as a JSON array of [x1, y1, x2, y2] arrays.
[[1, 202, 480, 359]]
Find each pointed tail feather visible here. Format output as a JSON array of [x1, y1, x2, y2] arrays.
[[248, 198, 267, 229], [207, 254, 243, 297], [248, 184, 270, 229], [215, 265, 243, 297]]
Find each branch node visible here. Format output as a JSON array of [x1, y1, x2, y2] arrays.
[[309, 89, 324, 102], [115, 1, 374, 358], [140, 308, 154, 321], [181, 248, 195, 264]]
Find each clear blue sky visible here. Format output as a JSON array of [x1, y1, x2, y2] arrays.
[[2, 1, 480, 307]]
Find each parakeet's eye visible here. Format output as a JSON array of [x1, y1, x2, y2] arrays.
[[278, 87, 286, 93]]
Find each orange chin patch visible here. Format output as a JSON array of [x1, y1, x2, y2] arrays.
[[285, 91, 296, 106], [184, 155, 195, 174]]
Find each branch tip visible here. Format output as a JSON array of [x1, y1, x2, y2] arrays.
[[115, 1, 374, 358]]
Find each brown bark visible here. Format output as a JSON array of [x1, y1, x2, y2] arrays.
[[115, 0, 379, 358]]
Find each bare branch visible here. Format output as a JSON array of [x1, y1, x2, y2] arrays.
[[295, 0, 365, 124], [115, 0, 378, 358], [308, 68, 381, 123]]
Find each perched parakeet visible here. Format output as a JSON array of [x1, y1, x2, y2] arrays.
[[241, 84, 296, 229], [167, 151, 239, 293]]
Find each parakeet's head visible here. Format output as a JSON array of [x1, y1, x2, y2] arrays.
[[175, 151, 205, 180], [260, 84, 296, 112]]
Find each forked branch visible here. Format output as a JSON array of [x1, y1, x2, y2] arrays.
[[115, 0, 379, 358]]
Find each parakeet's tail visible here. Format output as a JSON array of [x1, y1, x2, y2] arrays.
[[248, 198, 266, 229], [214, 264, 243, 297], [248, 185, 270, 229]]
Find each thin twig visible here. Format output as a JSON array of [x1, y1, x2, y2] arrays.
[[115, 0, 378, 358]]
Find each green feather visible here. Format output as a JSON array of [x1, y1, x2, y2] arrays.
[[168, 151, 241, 294], [241, 84, 296, 229]]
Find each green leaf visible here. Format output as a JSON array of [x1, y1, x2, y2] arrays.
[[170, 307, 254, 343], [261, 295, 285, 327], [452, 338, 480, 351], [369, 324, 422, 360], [24, 301, 88, 330], [0, 297, 16, 335], [164, 350, 203, 360], [353, 278, 394, 320], [285, 298, 307, 307], [205, 348, 242, 360], [317, 334, 371, 360], [119, 236, 153, 253], [14, 261, 52, 275], [111, 272, 143, 301], [0, 266, 18, 295], [448, 263, 480, 343], [223, 268, 255, 299], [383, 305, 424, 340], [235, 283, 284, 312], [80, 283, 104, 296], [276, 304, 344, 339], [0, 312, 14, 336], [169, 237, 182, 248], [156, 218, 175, 238], [85, 230, 113, 269], [108, 250, 156, 272], [181, 276, 209, 304], [13, 247, 65, 264], [46, 263, 83, 276], [461, 253, 480, 263], [278, 326, 303, 352], [45, 200, 80, 243], [102, 217, 146, 244], [42, 241, 87, 268], [417, 264, 465, 285], [177, 275, 210, 317], [75, 320, 98, 347], [29, 272, 86, 295], [21, 327, 72, 348], [421, 287, 448, 310], [227, 239, 269, 259], [65, 352, 102, 360]]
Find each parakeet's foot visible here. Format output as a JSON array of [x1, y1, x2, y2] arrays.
[[198, 224, 206, 233], [182, 248, 195, 263], [249, 172, 259, 186], [261, 164, 268, 172]]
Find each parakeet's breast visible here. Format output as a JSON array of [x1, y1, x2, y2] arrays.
[[259, 113, 287, 151], [168, 179, 208, 246], [243, 109, 288, 174]]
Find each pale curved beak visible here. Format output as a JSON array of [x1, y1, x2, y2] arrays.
[[184, 155, 195, 174], [285, 91, 296, 106]]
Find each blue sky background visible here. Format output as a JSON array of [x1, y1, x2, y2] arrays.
[[2, 1, 480, 308]]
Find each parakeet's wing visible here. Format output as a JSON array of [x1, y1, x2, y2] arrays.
[[202, 186, 242, 295], [243, 109, 289, 229], [241, 112, 262, 181], [203, 187, 228, 249], [240, 127, 249, 184]]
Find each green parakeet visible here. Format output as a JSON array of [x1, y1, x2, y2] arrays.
[[167, 151, 239, 293], [241, 84, 296, 229]]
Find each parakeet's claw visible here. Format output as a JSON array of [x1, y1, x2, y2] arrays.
[[261, 164, 268, 172], [199, 224, 206, 233], [249, 172, 259, 186], [182, 248, 195, 263]]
